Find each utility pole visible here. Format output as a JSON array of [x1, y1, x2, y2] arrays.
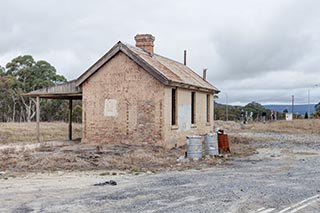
[[225, 93, 228, 121], [292, 95, 294, 118], [308, 89, 310, 119]]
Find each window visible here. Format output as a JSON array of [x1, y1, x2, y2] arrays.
[[191, 92, 196, 124], [206, 94, 210, 123], [171, 88, 177, 125]]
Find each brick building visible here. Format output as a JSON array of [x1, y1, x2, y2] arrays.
[[26, 34, 220, 147]]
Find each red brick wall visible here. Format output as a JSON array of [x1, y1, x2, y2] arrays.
[[82, 52, 165, 145]]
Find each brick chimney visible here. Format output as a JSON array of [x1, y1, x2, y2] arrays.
[[134, 34, 155, 55]]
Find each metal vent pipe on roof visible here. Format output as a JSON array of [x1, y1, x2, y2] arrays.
[[203, 68, 207, 80], [184, 50, 187, 65]]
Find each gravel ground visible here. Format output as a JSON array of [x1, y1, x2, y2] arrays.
[[1, 132, 320, 212]]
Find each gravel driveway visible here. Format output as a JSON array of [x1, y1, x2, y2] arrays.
[[1, 132, 320, 213]]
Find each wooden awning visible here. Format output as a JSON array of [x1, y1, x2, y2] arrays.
[[23, 80, 82, 99], [23, 80, 82, 142]]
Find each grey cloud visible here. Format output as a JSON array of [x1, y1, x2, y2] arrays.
[[209, 1, 320, 81], [1, 0, 320, 104]]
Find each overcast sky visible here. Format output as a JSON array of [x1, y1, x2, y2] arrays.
[[1, 0, 320, 105]]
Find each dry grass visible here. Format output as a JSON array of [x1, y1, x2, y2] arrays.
[[242, 120, 320, 134], [0, 142, 225, 174], [214, 119, 320, 134], [228, 135, 258, 158], [0, 121, 256, 174], [0, 122, 82, 144], [214, 121, 243, 133]]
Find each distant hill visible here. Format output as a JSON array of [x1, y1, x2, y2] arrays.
[[215, 101, 317, 121], [264, 104, 316, 115], [215, 101, 274, 121]]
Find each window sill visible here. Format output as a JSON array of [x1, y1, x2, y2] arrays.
[[191, 124, 197, 128], [171, 125, 178, 130]]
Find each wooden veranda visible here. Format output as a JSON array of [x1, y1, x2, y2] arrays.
[[24, 80, 82, 142]]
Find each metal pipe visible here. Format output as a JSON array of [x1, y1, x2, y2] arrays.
[[184, 50, 187, 65], [203, 68, 207, 80]]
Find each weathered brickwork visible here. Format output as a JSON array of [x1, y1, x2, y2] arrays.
[[82, 52, 165, 145], [82, 52, 214, 148], [163, 87, 214, 148], [25, 34, 218, 148]]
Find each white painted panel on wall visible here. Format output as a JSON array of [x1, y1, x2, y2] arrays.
[[178, 105, 191, 131], [104, 99, 118, 117]]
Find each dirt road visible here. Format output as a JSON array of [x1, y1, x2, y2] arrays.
[[1, 132, 320, 212]]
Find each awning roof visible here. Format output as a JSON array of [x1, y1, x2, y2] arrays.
[[24, 80, 82, 99]]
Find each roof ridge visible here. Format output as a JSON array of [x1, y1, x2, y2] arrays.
[[124, 43, 219, 93], [153, 53, 185, 66], [76, 41, 218, 93], [124, 44, 211, 85], [153, 53, 218, 91]]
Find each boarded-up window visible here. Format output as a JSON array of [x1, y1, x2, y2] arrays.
[[206, 94, 210, 123], [191, 92, 196, 124], [172, 88, 177, 125]]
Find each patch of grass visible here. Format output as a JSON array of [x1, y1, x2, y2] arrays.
[[99, 172, 110, 176], [293, 151, 319, 155], [215, 120, 320, 134], [0, 122, 82, 144], [228, 135, 257, 158], [243, 120, 320, 134]]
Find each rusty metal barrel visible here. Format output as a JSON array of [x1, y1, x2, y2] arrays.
[[217, 133, 230, 153], [186, 135, 202, 160], [205, 133, 218, 156]]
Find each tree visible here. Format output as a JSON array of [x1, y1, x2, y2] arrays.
[[244, 102, 267, 120], [214, 101, 277, 121], [0, 66, 5, 76], [6, 56, 66, 92], [305, 112, 308, 119], [315, 102, 320, 117], [0, 75, 21, 121], [72, 104, 82, 123], [5, 55, 67, 122]]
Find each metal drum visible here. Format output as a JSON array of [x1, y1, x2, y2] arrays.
[[205, 133, 218, 156], [218, 134, 230, 153], [187, 135, 202, 160]]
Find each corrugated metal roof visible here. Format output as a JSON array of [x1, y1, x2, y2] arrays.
[[126, 44, 219, 92]]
